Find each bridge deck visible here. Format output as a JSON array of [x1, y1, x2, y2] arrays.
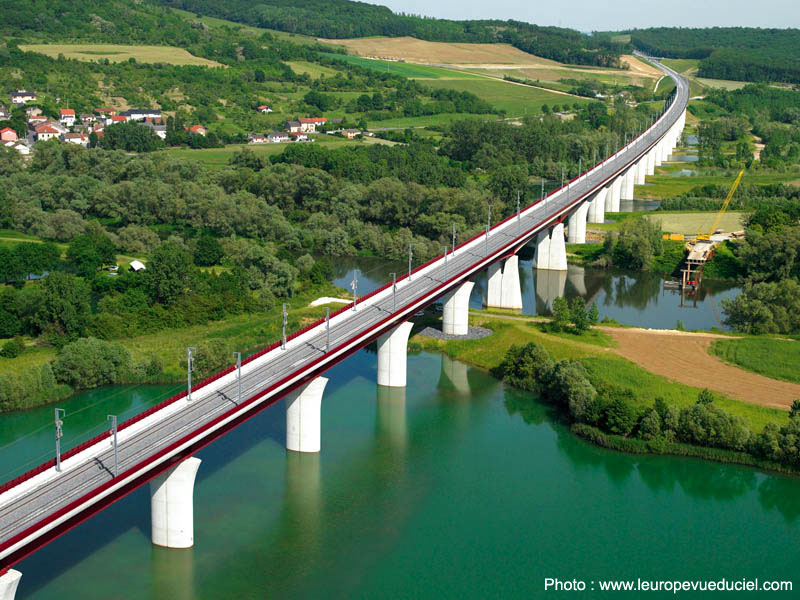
[[0, 57, 688, 569]]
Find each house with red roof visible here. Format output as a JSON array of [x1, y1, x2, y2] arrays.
[[0, 127, 17, 142], [297, 117, 327, 133], [59, 109, 76, 128], [188, 125, 207, 136], [257, 105, 273, 114], [109, 115, 128, 125], [34, 124, 60, 141], [62, 132, 89, 146]]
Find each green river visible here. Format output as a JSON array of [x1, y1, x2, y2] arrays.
[[6, 349, 800, 598]]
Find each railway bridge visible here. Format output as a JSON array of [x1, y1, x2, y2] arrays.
[[0, 56, 688, 599]]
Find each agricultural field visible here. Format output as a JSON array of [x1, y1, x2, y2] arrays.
[[644, 211, 745, 235], [318, 53, 479, 79], [320, 36, 552, 65], [19, 44, 223, 67], [418, 77, 592, 115]]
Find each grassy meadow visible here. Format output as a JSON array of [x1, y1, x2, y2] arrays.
[[710, 338, 800, 384], [19, 44, 222, 67]]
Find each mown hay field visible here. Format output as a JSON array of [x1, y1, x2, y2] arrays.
[[20, 44, 223, 67]]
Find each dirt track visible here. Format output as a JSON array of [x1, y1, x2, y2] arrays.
[[606, 328, 800, 409]]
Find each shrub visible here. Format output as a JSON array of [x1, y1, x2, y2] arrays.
[[52, 337, 132, 389], [0, 338, 23, 359]]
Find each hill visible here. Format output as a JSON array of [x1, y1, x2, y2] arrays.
[[630, 27, 800, 84], [156, 0, 626, 67]]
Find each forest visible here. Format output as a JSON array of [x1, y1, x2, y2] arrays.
[[630, 27, 800, 83]]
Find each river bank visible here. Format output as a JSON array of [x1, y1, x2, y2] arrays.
[[412, 310, 798, 475]]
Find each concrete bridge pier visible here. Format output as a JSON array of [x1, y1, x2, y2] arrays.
[[0, 570, 21, 600], [654, 141, 664, 167], [442, 281, 475, 335], [377, 322, 414, 387], [535, 224, 567, 271], [607, 177, 622, 212], [286, 377, 328, 453], [635, 158, 647, 185], [150, 457, 202, 549], [588, 187, 607, 224], [646, 148, 656, 176], [621, 167, 635, 201], [547, 223, 568, 270], [485, 255, 523, 309], [567, 201, 589, 244]]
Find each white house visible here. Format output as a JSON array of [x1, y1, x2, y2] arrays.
[[123, 109, 162, 121], [248, 134, 268, 144], [10, 90, 36, 105], [268, 132, 289, 143], [59, 109, 76, 128], [4, 141, 30, 155], [257, 105, 273, 114], [0, 106, 9, 120], [129, 260, 146, 272], [34, 124, 60, 141], [62, 132, 89, 146]]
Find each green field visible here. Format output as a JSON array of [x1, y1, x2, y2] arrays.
[[641, 165, 800, 198], [662, 59, 700, 74], [286, 61, 340, 78], [318, 53, 481, 79], [644, 211, 745, 235], [19, 44, 222, 67], [710, 338, 800, 384], [418, 78, 591, 115], [160, 138, 360, 168], [692, 77, 748, 91]]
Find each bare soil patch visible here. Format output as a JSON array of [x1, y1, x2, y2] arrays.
[[621, 55, 662, 78], [606, 328, 800, 409]]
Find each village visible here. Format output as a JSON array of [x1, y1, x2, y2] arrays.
[[2, 90, 370, 156]]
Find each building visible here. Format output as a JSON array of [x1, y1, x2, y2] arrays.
[[187, 124, 207, 136], [129, 260, 146, 272], [59, 109, 76, 128], [34, 124, 60, 141], [25, 107, 42, 118], [80, 113, 96, 125], [268, 132, 289, 143], [0, 106, 9, 121], [62, 132, 89, 146], [297, 117, 327, 133], [257, 105, 273, 113], [122, 109, 162, 121], [10, 90, 36, 105], [109, 115, 128, 125], [0, 127, 17, 142], [27, 115, 47, 128], [248, 134, 268, 144], [286, 120, 302, 134], [142, 121, 167, 140], [342, 128, 361, 139], [292, 132, 309, 142], [4, 141, 30, 155], [95, 108, 115, 118]]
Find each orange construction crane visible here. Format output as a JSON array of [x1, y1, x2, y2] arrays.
[[697, 169, 744, 241]]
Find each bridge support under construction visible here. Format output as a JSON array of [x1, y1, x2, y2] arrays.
[[150, 457, 202, 549]]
